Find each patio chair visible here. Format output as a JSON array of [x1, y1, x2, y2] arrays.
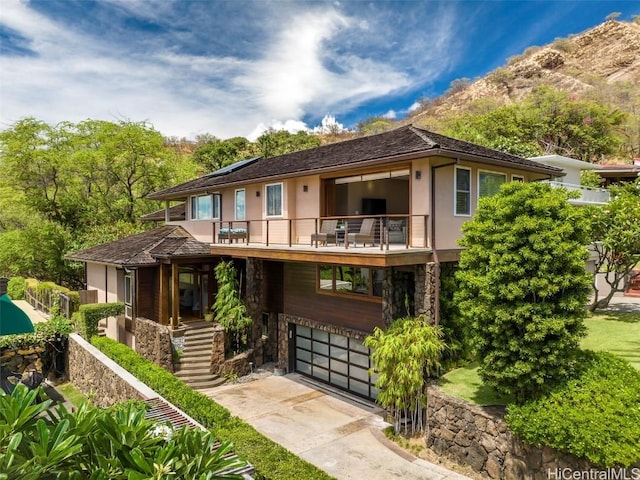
[[311, 219, 338, 245], [347, 218, 376, 247]]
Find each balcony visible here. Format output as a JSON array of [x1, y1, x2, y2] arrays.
[[542, 181, 610, 205], [209, 215, 432, 267]]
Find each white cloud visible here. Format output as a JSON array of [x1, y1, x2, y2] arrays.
[[408, 101, 422, 112], [0, 0, 459, 139], [382, 110, 396, 119]]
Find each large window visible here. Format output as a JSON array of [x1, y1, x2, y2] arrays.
[[265, 183, 283, 217], [479, 171, 507, 198], [318, 265, 383, 299], [235, 189, 245, 221], [454, 167, 471, 216], [190, 194, 220, 220]]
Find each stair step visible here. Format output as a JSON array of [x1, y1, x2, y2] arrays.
[[175, 373, 215, 382], [175, 364, 212, 374], [184, 339, 214, 348], [191, 378, 226, 389]]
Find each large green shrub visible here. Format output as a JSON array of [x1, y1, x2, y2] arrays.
[[506, 351, 640, 467], [6, 277, 26, 300], [0, 384, 246, 480], [91, 336, 334, 480], [214, 261, 252, 355], [456, 182, 592, 399], [75, 302, 124, 339], [0, 316, 73, 350]]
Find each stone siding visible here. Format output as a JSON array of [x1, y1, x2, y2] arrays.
[[67, 334, 154, 407], [415, 262, 437, 321], [382, 268, 415, 326], [426, 385, 596, 479], [134, 317, 173, 372]]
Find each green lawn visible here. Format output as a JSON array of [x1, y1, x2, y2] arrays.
[[57, 382, 89, 408], [440, 311, 640, 405]]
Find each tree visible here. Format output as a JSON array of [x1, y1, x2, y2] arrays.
[[587, 179, 640, 311], [445, 86, 626, 162], [253, 129, 321, 158], [455, 182, 592, 399], [364, 316, 445, 435], [356, 117, 394, 136], [192, 136, 252, 172], [213, 260, 253, 355]]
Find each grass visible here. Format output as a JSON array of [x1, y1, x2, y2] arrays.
[[440, 311, 640, 405], [56, 382, 89, 408], [581, 311, 640, 370]]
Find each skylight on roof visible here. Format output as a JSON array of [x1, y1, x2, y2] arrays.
[[207, 156, 261, 177]]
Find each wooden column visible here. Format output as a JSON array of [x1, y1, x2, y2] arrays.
[[171, 262, 179, 328], [159, 264, 169, 325]]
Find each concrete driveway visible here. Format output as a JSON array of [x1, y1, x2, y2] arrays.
[[201, 373, 470, 480]]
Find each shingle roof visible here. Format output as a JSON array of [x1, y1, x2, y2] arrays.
[[66, 226, 211, 266], [140, 203, 186, 222], [148, 125, 563, 200]]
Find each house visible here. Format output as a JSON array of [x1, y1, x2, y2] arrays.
[[67, 125, 562, 400], [529, 154, 610, 205], [595, 161, 640, 187]]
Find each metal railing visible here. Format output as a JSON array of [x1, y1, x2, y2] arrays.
[[542, 180, 610, 204], [212, 215, 430, 250]]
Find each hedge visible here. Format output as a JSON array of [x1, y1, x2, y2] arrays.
[[91, 336, 335, 480], [506, 351, 640, 467], [75, 303, 124, 339], [6, 277, 26, 300], [0, 316, 73, 350]]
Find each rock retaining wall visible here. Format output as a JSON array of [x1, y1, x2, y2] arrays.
[[426, 385, 595, 479], [67, 334, 156, 407], [134, 317, 173, 372]]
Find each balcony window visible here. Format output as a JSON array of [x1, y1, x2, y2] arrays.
[[318, 265, 383, 299], [190, 194, 220, 220], [124, 272, 134, 319], [454, 167, 471, 216], [479, 171, 507, 198], [235, 189, 245, 221], [266, 183, 283, 217]]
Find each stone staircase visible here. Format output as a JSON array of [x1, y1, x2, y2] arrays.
[[174, 322, 225, 390]]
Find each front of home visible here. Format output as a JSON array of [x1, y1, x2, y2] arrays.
[[68, 125, 562, 400]]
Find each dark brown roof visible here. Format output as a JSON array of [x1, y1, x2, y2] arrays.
[[66, 226, 211, 266], [140, 203, 186, 222], [148, 125, 564, 200]]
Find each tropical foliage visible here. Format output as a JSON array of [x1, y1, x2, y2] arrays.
[[0, 384, 246, 480], [587, 179, 640, 310], [213, 261, 252, 355], [455, 182, 592, 399], [364, 315, 445, 435]]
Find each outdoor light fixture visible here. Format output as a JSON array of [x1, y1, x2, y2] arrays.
[[415, 170, 422, 180], [256, 191, 260, 197], [303, 185, 308, 192]]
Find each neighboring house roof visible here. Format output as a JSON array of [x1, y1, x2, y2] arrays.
[[529, 154, 603, 171], [66, 226, 211, 266], [149, 125, 564, 200], [597, 164, 640, 175], [140, 203, 186, 222]]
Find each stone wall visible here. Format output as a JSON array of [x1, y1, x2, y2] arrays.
[[415, 262, 437, 321], [134, 317, 173, 372], [67, 334, 155, 407], [426, 385, 596, 479], [1, 346, 45, 376], [382, 268, 415, 326]]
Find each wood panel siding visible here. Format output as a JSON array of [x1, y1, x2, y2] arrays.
[[283, 262, 383, 333], [136, 267, 157, 322], [263, 261, 284, 312]]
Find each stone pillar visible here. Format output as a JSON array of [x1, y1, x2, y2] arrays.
[[381, 268, 394, 327], [415, 262, 437, 323], [245, 258, 265, 361], [277, 313, 288, 367]]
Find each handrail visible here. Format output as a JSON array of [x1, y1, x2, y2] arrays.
[[212, 214, 429, 250]]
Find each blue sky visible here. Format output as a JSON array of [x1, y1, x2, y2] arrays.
[[0, 0, 637, 140]]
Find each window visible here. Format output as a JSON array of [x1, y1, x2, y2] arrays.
[[235, 189, 245, 220], [454, 167, 471, 216], [318, 265, 383, 299], [511, 175, 525, 182], [124, 272, 134, 319], [265, 183, 283, 217], [190, 194, 220, 220], [479, 171, 507, 197]]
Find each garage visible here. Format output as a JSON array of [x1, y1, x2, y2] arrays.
[[293, 324, 379, 400]]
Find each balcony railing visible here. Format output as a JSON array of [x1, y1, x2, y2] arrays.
[[212, 214, 430, 250], [542, 180, 610, 205]]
